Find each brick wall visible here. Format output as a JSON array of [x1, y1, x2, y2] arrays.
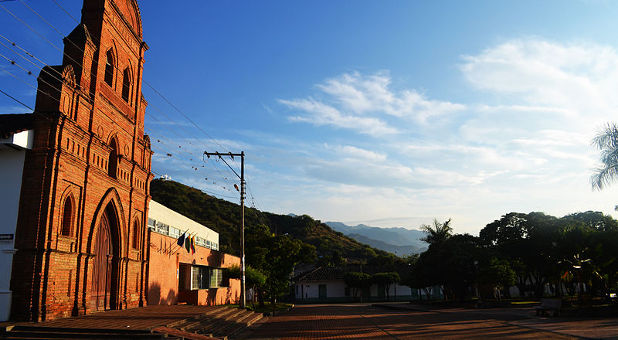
[[147, 231, 241, 306], [10, 0, 152, 321]]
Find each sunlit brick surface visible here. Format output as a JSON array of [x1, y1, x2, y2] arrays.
[[248, 304, 583, 339]]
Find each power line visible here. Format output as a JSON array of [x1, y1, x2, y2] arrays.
[[10, 0, 244, 182], [1, 1, 263, 209], [0, 3, 62, 52], [33, 0, 243, 169], [0, 33, 52, 70], [145, 110, 237, 186], [17, 0, 236, 157], [0, 29, 236, 193], [0, 88, 32, 110], [0, 28, 238, 200], [49, 0, 78, 23]]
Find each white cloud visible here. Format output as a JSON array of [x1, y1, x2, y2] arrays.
[[280, 97, 398, 136], [331, 145, 387, 162], [316, 71, 465, 120], [461, 38, 618, 124], [279, 71, 465, 136]]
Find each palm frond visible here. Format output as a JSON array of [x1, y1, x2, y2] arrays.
[[591, 122, 618, 190]]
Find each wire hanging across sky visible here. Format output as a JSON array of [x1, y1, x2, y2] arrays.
[[0, 0, 262, 209]]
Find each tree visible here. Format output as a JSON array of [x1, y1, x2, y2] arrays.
[[263, 235, 315, 305], [591, 122, 618, 190], [372, 272, 400, 301], [344, 272, 372, 301], [226, 265, 267, 308], [420, 218, 453, 246], [478, 258, 516, 299]]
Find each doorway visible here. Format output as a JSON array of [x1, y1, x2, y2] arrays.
[[92, 204, 119, 310]]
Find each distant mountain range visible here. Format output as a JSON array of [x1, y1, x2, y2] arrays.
[[325, 222, 427, 256]]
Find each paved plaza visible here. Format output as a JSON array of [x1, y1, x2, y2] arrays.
[[246, 303, 618, 339]]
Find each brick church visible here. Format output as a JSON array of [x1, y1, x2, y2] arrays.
[[6, 0, 152, 321]]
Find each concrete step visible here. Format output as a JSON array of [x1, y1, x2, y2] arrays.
[[208, 307, 238, 320], [202, 310, 263, 338], [162, 307, 263, 340], [166, 306, 228, 328], [186, 311, 246, 335], [234, 310, 260, 325], [240, 312, 264, 327], [180, 308, 237, 331]]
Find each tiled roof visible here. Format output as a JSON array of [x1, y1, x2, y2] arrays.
[[0, 114, 34, 139], [295, 264, 383, 282], [296, 267, 346, 282]]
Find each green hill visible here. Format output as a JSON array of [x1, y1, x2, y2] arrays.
[[149, 179, 395, 265]]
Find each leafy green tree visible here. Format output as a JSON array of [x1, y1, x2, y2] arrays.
[[344, 272, 372, 301], [591, 122, 618, 190], [226, 265, 267, 308], [478, 258, 516, 299], [262, 235, 315, 305], [405, 252, 437, 300], [372, 272, 400, 301], [420, 218, 453, 245]]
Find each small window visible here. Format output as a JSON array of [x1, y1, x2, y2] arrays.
[[147, 218, 156, 227], [155, 221, 169, 235], [190, 266, 223, 290], [121, 68, 131, 102], [132, 220, 140, 249], [61, 197, 73, 236], [209, 268, 223, 288], [169, 227, 181, 238], [108, 138, 118, 178], [104, 50, 114, 87]]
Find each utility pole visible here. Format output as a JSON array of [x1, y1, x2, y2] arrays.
[[204, 151, 246, 308]]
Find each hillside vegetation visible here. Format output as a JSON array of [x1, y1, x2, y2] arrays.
[[150, 179, 396, 265]]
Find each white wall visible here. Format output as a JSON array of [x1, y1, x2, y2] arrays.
[[0, 144, 29, 321], [148, 200, 219, 247], [296, 281, 415, 300], [296, 281, 347, 299]]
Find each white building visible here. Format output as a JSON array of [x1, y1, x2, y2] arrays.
[[147, 200, 219, 251], [0, 114, 34, 321], [293, 266, 415, 303]]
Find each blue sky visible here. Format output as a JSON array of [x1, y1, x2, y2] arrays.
[[3, 0, 618, 234]]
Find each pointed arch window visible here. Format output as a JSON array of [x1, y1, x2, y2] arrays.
[[104, 50, 114, 87], [108, 138, 118, 178], [61, 196, 74, 236], [121, 67, 132, 103], [132, 220, 140, 249]]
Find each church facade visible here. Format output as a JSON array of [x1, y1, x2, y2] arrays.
[[9, 0, 152, 321]]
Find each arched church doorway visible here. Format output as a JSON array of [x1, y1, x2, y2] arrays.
[[92, 203, 120, 311]]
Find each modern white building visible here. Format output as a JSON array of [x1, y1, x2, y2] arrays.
[[0, 114, 34, 321], [147, 200, 219, 251]]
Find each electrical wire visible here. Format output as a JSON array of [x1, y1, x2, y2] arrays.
[[0, 88, 32, 110], [1, 1, 263, 208], [0, 37, 238, 198], [33, 0, 243, 169]]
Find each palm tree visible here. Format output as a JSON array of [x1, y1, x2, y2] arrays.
[[420, 218, 453, 245], [592, 122, 618, 190]]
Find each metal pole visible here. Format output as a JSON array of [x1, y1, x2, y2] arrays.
[[240, 151, 246, 309]]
